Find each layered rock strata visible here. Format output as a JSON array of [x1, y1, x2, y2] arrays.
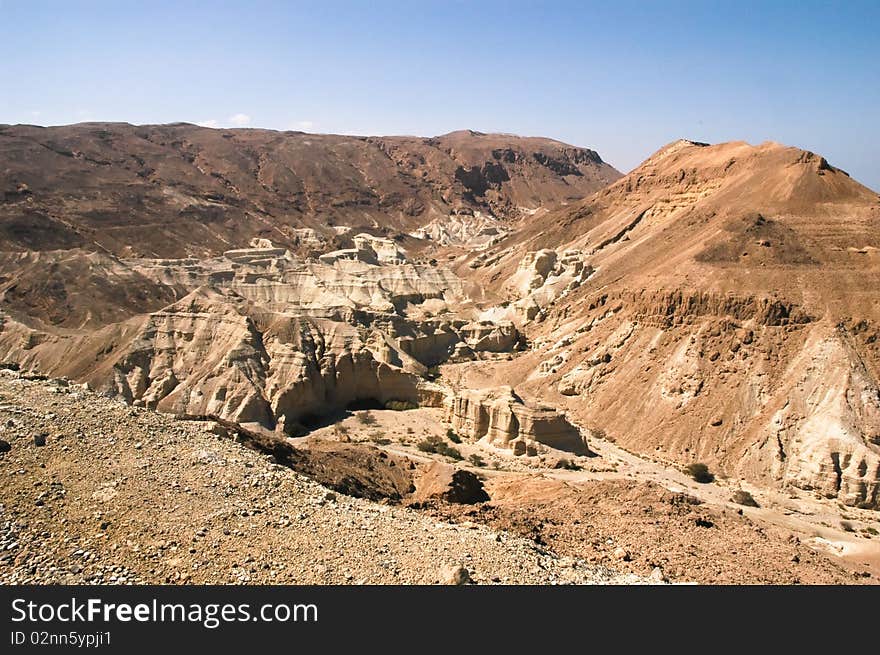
[[447, 386, 588, 455]]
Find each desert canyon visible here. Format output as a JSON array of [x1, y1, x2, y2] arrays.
[[0, 122, 878, 584]]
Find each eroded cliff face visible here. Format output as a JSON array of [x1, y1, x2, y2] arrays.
[[0, 246, 532, 438], [455, 139, 880, 507], [539, 299, 880, 506], [447, 386, 588, 456], [769, 331, 880, 506], [1, 133, 879, 509]]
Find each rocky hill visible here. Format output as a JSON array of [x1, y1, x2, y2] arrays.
[[461, 139, 880, 508], [0, 127, 878, 584], [0, 123, 620, 257]]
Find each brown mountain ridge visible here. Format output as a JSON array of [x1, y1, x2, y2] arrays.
[[0, 126, 878, 584], [0, 123, 620, 257]]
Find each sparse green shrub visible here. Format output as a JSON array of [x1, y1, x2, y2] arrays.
[[417, 435, 443, 453], [357, 412, 377, 426], [554, 458, 582, 471], [468, 453, 486, 467], [417, 439, 436, 453], [864, 527, 878, 536], [385, 400, 418, 411], [686, 462, 714, 483], [446, 429, 462, 443], [840, 520, 855, 533], [416, 435, 462, 460], [731, 490, 759, 507], [442, 445, 463, 460]]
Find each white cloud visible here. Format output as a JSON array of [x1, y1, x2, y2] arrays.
[[228, 113, 251, 127], [197, 119, 219, 128], [293, 120, 314, 131]]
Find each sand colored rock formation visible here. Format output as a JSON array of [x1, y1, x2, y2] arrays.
[[109, 287, 427, 430], [505, 249, 594, 323], [458, 138, 880, 506], [2, 127, 879, 511], [410, 210, 508, 248], [0, 244, 527, 435], [447, 386, 587, 455], [318, 234, 407, 266], [767, 331, 880, 506], [352, 233, 408, 264]]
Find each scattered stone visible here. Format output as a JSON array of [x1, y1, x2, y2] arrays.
[[0, 375, 648, 586], [441, 564, 471, 585]]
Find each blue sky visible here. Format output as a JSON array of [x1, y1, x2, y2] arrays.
[[1, 0, 878, 190]]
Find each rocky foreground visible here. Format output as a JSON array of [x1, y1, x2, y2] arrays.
[[2, 370, 876, 585], [0, 372, 642, 585]]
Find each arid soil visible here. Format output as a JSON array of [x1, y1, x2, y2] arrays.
[[1, 125, 879, 585], [305, 407, 878, 584], [0, 373, 641, 585], [2, 371, 877, 585], [435, 479, 869, 585], [0, 124, 619, 257]]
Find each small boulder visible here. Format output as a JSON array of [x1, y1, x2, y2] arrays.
[[441, 564, 471, 585], [649, 567, 666, 583], [613, 546, 631, 561], [731, 489, 759, 508], [204, 422, 229, 438], [413, 462, 489, 504], [33, 433, 47, 447], [0, 439, 10, 454]]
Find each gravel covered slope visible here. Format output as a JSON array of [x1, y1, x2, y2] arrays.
[[0, 372, 642, 585]]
